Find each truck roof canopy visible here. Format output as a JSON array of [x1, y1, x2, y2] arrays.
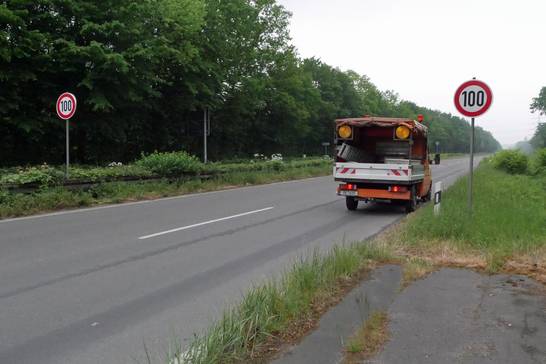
[[335, 116, 428, 136]]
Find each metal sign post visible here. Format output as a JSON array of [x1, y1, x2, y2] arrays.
[[56, 92, 77, 179], [321, 142, 330, 156], [66, 119, 70, 178], [454, 79, 493, 213], [468, 117, 475, 211], [203, 108, 211, 164], [203, 108, 208, 164]]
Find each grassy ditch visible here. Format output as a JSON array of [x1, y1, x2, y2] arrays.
[[0, 162, 331, 219]]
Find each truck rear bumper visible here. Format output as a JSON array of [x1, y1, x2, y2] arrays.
[[338, 188, 411, 201]]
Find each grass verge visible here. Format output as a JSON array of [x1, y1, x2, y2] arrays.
[[172, 244, 394, 364], [380, 158, 546, 282], [0, 164, 331, 219], [344, 311, 389, 363]]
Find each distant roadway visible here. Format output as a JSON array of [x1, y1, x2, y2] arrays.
[[0, 157, 480, 364]]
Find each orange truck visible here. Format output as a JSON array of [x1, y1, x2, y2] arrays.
[[334, 116, 432, 212]]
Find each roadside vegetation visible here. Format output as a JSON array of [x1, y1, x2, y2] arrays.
[[344, 311, 390, 363], [2, 2, 500, 169], [167, 148, 546, 364], [383, 149, 546, 280], [173, 245, 394, 364], [0, 154, 331, 219]]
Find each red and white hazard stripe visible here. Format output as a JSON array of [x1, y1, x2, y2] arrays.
[[389, 169, 409, 176], [336, 167, 357, 175]]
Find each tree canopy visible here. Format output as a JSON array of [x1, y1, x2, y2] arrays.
[[0, 0, 501, 166], [531, 87, 546, 115]]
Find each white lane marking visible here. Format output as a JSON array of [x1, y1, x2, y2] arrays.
[[0, 176, 323, 224], [138, 207, 275, 240]]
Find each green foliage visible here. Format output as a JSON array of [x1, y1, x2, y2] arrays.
[[491, 150, 529, 174], [69, 165, 152, 182], [529, 148, 546, 175], [1, 0, 501, 166], [530, 122, 546, 149], [530, 86, 546, 115], [402, 161, 546, 265], [179, 244, 392, 364], [135, 151, 202, 177], [0, 165, 64, 187], [534, 148, 546, 168], [0, 162, 331, 218]]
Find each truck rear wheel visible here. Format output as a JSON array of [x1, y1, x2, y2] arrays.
[[346, 197, 358, 211], [406, 186, 417, 213]]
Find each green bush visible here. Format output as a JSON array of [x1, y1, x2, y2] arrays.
[[135, 151, 202, 177], [0, 189, 11, 204], [491, 150, 528, 174], [533, 148, 546, 168], [70, 165, 152, 182], [0, 165, 64, 187]]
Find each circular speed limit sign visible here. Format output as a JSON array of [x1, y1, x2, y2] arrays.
[[454, 80, 492, 117], [56, 92, 77, 120]]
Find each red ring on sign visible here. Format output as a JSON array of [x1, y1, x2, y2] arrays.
[[454, 80, 492, 118], [56, 92, 77, 120]]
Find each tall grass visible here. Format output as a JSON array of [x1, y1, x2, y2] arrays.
[[176, 244, 392, 364], [397, 160, 546, 262]]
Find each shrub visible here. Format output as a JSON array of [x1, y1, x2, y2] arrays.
[[533, 148, 546, 168], [491, 150, 528, 174], [70, 165, 152, 182], [267, 160, 285, 171], [0, 165, 64, 187], [136, 151, 202, 177], [0, 189, 11, 205]]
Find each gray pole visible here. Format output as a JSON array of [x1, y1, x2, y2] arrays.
[[65, 119, 70, 179], [203, 108, 208, 164], [468, 117, 475, 211]]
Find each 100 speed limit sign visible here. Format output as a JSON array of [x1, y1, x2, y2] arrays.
[[56, 92, 77, 120], [454, 80, 492, 117]]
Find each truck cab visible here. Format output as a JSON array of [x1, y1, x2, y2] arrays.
[[334, 116, 432, 212]]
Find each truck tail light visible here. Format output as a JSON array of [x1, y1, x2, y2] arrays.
[[389, 186, 408, 193], [339, 183, 357, 191]]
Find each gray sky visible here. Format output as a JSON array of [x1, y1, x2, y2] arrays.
[[277, 0, 545, 146]]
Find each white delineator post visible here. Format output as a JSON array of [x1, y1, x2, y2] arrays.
[[434, 181, 442, 216]]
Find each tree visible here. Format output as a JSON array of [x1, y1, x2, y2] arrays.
[[531, 87, 546, 115], [529, 88, 546, 148], [0, 0, 502, 165], [1, 0, 205, 163], [530, 123, 546, 149]]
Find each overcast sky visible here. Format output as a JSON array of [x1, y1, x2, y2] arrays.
[[277, 0, 545, 146]]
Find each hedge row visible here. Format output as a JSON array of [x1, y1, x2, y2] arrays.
[[0, 152, 331, 188]]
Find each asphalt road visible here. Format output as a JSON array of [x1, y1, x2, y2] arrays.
[[0, 157, 478, 364]]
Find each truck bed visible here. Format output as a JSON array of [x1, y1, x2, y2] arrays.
[[334, 160, 424, 183]]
